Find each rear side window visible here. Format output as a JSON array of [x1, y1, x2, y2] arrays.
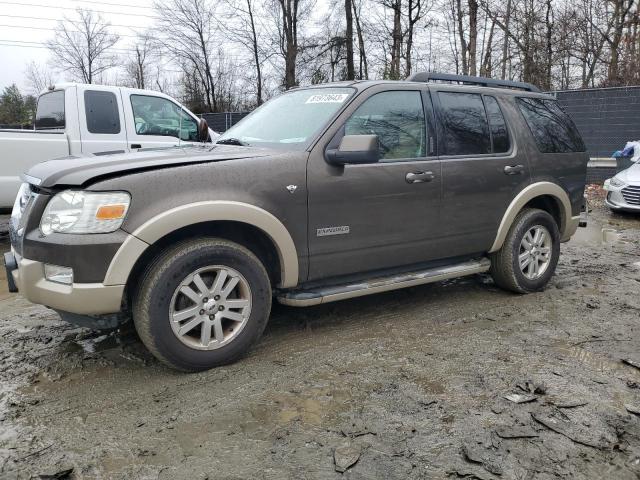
[[85, 90, 121, 134], [517, 97, 585, 153], [35, 90, 65, 130], [484, 96, 510, 153], [438, 92, 490, 155]]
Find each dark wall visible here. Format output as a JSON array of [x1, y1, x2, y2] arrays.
[[200, 112, 250, 133], [553, 87, 640, 159]]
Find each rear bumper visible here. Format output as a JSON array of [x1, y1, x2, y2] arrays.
[[4, 248, 124, 315]]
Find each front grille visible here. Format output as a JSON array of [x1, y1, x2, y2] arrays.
[[622, 185, 640, 205]]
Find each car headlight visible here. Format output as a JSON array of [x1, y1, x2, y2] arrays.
[[609, 177, 626, 188], [40, 190, 130, 235]]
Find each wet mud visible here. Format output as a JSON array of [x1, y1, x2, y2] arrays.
[[1, 190, 640, 479]]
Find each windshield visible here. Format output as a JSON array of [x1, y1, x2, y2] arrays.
[[216, 87, 354, 149]]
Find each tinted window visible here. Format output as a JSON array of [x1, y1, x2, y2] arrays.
[[35, 90, 65, 130], [131, 95, 198, 141], [438, 92, 490, 155], [85, 90, 120, 134], [484, 96, 510, 153], [345, 91, 426, 160], [517, 98, 586, 153]]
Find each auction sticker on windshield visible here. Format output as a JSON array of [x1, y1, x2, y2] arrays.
[[305, 93, 350, 104]]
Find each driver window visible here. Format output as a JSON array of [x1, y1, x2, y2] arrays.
[[344, 91, 426, 160], [130, 95, 198, 141]]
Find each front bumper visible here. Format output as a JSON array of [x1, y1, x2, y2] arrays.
[[4, 248, 124, 315], [604, 184, 640, 212]]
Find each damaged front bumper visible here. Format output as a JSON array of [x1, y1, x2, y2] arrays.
[[3, 248, 124, 316]]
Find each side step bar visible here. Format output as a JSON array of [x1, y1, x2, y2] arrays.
[[278, 258, 491, 307]]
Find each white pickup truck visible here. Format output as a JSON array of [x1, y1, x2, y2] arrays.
[[0, 83, 216, 208]]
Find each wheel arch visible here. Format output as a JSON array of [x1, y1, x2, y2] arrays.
[[489, 182, 573, 253], [104, 201, 299, 289]]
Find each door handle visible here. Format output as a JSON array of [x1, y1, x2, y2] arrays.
[[131, 144, 142, 149], [504, 164, 524, 175], [405, 171, 435, 183]]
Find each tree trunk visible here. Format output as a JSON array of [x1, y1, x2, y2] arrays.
[[345, 0, 355, 80], [389, 0, 402, 79], [467, 0, 478, 76], [456, 0, 468, 75], [246, 0, 262, 105], [352, 1, 368, 79], [500, 0, 511, 79]]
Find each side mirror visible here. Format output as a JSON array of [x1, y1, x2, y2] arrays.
[[197, 118, 211, 142], [326, 134, 380, 165]]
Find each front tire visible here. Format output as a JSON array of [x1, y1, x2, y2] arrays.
[[133, 238, 272, 371], [490, 208, 560, 293]]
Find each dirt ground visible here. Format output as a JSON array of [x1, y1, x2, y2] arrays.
[[1, 187, 640, 479]]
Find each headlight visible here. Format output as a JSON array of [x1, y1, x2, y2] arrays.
[[609, 177, 626, 188], [11, 183, 31, 220], [40, 190, 130, 235]]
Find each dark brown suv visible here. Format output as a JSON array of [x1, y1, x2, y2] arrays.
[[4, 73, 588, 371]]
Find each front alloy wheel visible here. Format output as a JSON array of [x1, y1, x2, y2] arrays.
[[133, 238, 272, 371], [170, 266, 252, 350]]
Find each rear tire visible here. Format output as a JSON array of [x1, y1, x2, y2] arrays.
[[133, 238, 272, 372], [490, 208, 560, 293]]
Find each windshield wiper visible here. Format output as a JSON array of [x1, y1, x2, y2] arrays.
[[216, 138, 249, 146]]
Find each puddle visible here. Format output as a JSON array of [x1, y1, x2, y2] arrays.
[[570, 221, 626, 247]]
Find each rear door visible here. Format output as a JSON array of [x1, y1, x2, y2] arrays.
[[122, 91, 199, 150], [77, 86, 128, 154], [306, 85, 442, 281], [433, 88, 531, 256]]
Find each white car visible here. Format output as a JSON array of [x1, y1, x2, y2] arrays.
[[0, 83, 218, 208], [604, 161, 640, 212]]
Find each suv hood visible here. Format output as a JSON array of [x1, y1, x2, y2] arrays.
[[25, 145, 274, 188]]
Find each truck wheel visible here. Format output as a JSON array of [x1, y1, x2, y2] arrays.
[[133, 238, 272, 371], [490, 208, 560, 294]]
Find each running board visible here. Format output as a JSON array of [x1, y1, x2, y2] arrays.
[[277, 258, 491, 307]]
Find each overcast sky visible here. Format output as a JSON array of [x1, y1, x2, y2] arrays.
[[0, 0, 156, 92], [0, 0, 333, 95]]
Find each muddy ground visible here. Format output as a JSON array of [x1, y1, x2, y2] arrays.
[[1, 188, 640, 479]]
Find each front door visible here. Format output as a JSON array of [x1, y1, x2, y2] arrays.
[[123, 93, 199, 150], [307, 87, 442, 281]]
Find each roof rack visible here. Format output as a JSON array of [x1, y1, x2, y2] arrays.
[[407, 72, 540, 93]]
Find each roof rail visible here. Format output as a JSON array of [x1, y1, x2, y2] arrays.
[[407, 72, 540, 93]]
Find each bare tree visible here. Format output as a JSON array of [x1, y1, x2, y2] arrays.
[[352, 0, 369, 78], [222, 0, 266, 105], [46, 9, 119, 84], [154, 0, 219, 111], [272, 0, 305, 89], [24, 61, 54, 94], [125, 35, 154, 89], [345, 0, 356, 79]]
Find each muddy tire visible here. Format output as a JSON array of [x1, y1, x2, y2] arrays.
[[133, 238, 272, 372], [490, 208, 560, 293]]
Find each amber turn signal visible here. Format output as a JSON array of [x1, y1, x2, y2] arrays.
[[95, 204, 127, 220]]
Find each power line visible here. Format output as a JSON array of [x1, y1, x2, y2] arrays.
[[71, 0, 155, 10], [0, 13, 143, 29], [0, 23, 142, 38], [0, 1, 160, 19]]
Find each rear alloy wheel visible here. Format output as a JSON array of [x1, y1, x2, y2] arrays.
[[490, 208, 560, 293], [133, 238, 272, 371]]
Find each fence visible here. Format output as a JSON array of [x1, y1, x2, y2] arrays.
[[552, 86, 640, 159], [200, 112, 250, 133]]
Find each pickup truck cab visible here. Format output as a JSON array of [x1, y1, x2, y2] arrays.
[[5, 73, 588, 371], [0, 83, 216, 208]]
